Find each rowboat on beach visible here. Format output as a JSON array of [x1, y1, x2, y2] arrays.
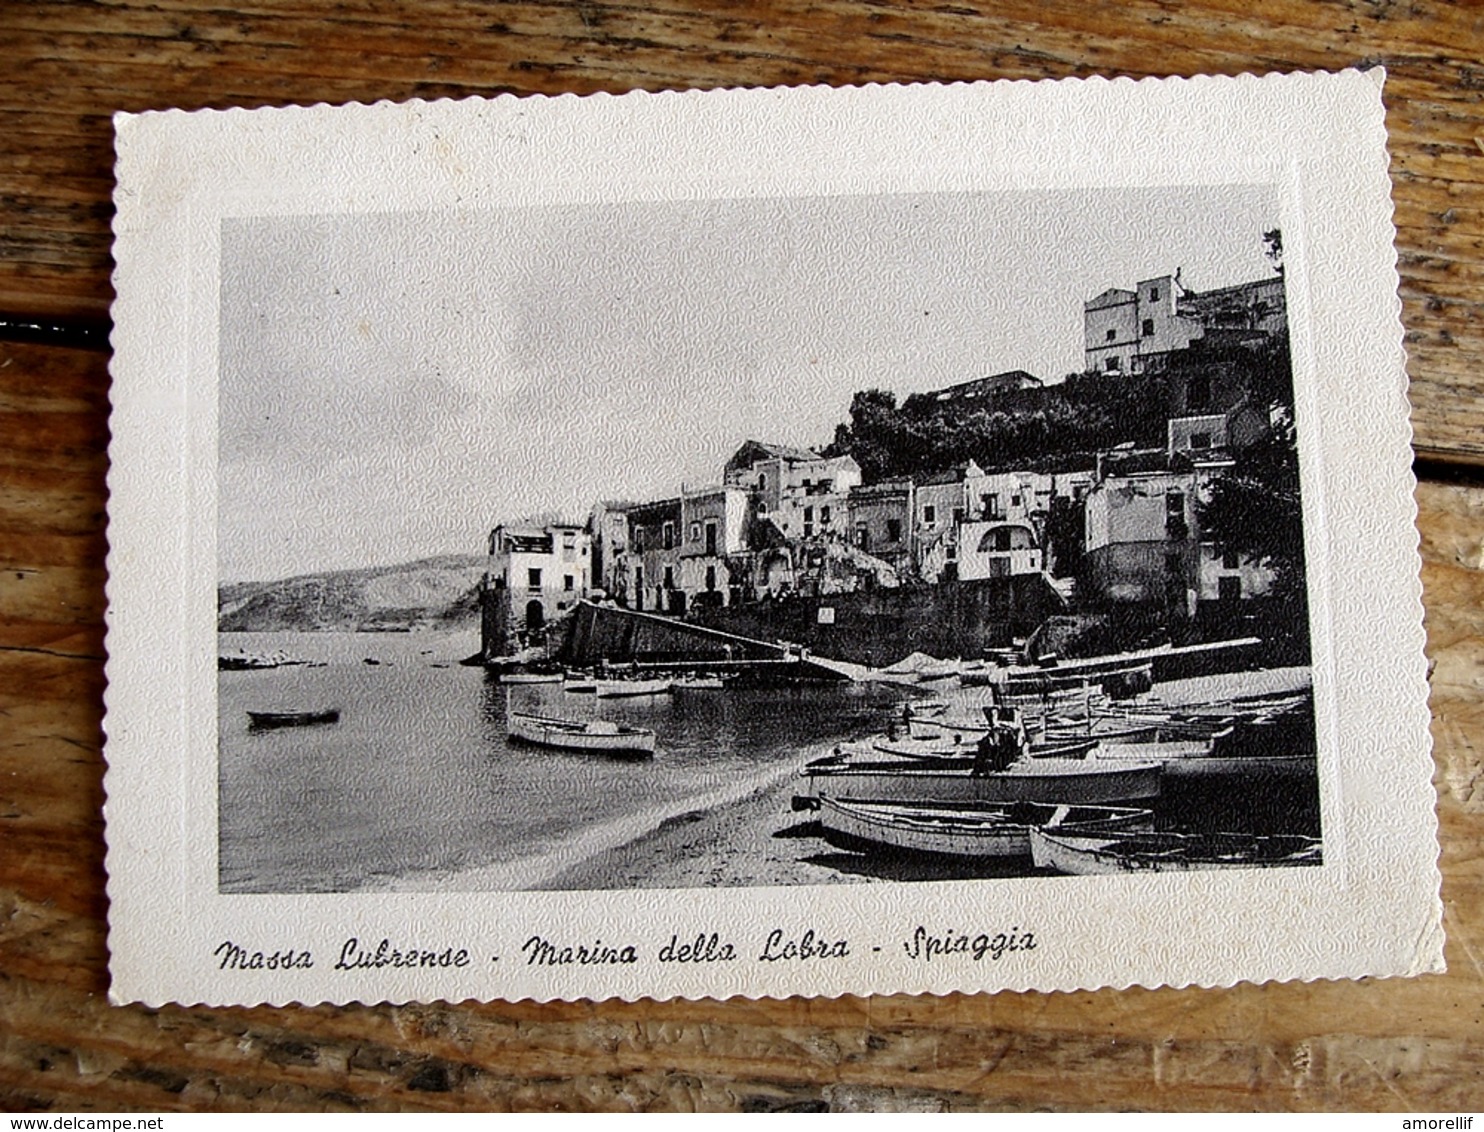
[[798, 748, 1161, 808], [507, 710, 656, 757], [818, 798, 1154, 860], [874, 735, 1100, 762], [1030, 828, 1323, 875], [246, 708, 340, 730]]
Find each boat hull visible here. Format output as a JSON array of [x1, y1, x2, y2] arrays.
[[1030, 829, 1323, 875], [594, 680, 673, 698], [247, 709, 339, 730], [819, 798, 1153, 860], [802, 755, 1161, 806], [507, 712, 656, 756]]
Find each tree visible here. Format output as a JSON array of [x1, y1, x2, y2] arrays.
[[1197, 409, 1305, 601], [1263, 228, 1284, 276]]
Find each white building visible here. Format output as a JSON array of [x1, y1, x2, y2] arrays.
[[485, 521, 591, 645], [722, 440, 861, 542]]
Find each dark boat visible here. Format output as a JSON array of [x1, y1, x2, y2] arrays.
[[247, 709, 340, 731]]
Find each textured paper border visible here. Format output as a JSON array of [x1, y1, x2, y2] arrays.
[[106, 70, 1442, 1006]]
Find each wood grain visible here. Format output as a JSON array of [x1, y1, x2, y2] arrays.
[[2, 2, 1482, 1111], [2, 0, 1484, 461]]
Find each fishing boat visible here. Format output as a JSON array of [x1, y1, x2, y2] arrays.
[[1030, 828, 1322, 874], [875, 735, 1099, 762], [501, 670, 564, 685], [507, 710, 656, 757], [672, 675, 727, 691], [246, 708, 340, 730], [798, 748, 1161, 807], [818, 798, 1153, 860], [594, 678, 673, 698]]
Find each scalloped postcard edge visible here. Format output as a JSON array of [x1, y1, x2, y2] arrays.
[[104, 69, 1441, 1007]]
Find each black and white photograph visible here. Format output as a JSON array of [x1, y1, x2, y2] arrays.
[[216, 183, 1322, 895]]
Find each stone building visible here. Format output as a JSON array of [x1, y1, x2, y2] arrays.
[[1084, 272, 1286, 376], [722, 440, 861, 544], [482, 521, 591, 653]]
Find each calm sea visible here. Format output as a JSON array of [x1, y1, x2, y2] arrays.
[[218, 630, 908, 893]]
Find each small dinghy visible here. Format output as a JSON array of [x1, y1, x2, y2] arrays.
[[819, 798, 1153, 860], [1030, 828, 1323, 875], [507, 710, 656, 757], [247, 709, 340, 731]]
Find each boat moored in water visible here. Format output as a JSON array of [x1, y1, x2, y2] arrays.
[[594, 679, 674, 698], [1030, 828, 1323, 875], [818, 798, 1154, 860], [247, 708, 340, 731], [507, 710, 657, 756]]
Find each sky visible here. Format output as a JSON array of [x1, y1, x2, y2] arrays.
[[217, 184, 1279, 583]]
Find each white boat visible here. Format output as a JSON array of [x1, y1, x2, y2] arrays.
[[507, 710, 656, 756], [672, 675, 727, 691], [1030, 828, 1322, 875], [501, 671, 564, 685], [818, 798, 1153, 860], [594, 679, 674, 698], [800, 749, 1161, 807]]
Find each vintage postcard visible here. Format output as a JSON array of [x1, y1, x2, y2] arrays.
[[106, 70, 1442, 1006]]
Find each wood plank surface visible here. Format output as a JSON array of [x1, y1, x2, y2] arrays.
[[2, 1, 1482, 1112]]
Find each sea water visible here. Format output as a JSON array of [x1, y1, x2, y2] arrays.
[[217, 630, 907, 893]]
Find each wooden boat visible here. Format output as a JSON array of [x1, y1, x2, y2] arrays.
[[594, 679, 673, 698], [819, 798, 1154, 860], [247, 708, 339, 730], [501, 670, 564, 684], [799, 749, 1161, 807], [672, 675, 727, 691], [876, 735, 1099, 762], [507, 710, 656, 756], [1030, 828, 1323, 875]]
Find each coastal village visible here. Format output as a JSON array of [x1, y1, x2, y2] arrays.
[[479, 265, 1298, 674], [223, 254, 1323, 885]]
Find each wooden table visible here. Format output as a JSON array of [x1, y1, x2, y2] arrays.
[[4, 2, 1482, 1111]]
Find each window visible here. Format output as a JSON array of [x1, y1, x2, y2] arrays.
[[984, 493, 1001, 520], [704, 520, 718, 556], [993, 528, 1012, 552], [1105, 327, 1116, 342], [663, 566, 674, 590], [564, 574, 574, 592], [1105, 356, 1121, 372], [857, 524, 870, 551], [1149, 286, 1160, 301], [690, 522, 700, 543], [527, 568, 542, 589], [663, 522, 675, 551], [924, 504, 936, 525], [886, 518, 902, 543], [705, 565, 717, 591], [1190, 431, 1212, 450], [1010, 494, 1021, 508], [804, 506, 813, 523], [820, 505, 831, 525], [1142, 318, 1155, 337], [759, 473, 767, 491], [953, 507, 964, 526], [1222, 548, 1239, 570]]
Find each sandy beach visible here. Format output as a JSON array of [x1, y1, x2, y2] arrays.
[[539, 770, 860, 890]]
